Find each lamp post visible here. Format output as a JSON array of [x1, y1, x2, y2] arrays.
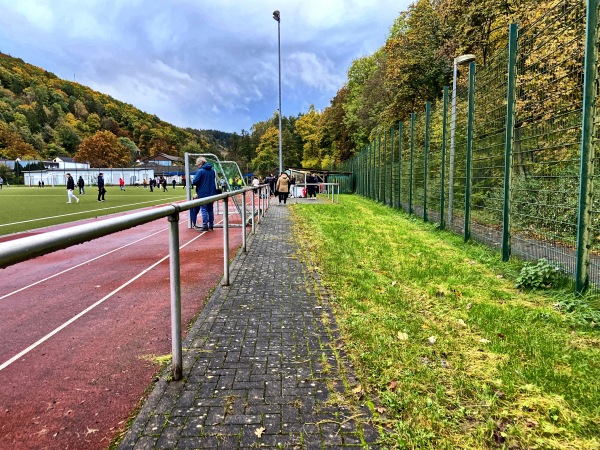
[[273, 10, 283, 174], [448, 53, 476, 225]]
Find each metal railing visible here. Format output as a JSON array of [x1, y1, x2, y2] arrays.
[[0, 185, 271, 380], [293, 182, 340, 203]]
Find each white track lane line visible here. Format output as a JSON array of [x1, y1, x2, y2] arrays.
[[0, 197, 184, 228], [0, 227, 169, 301], [0, 227, 208, 372]]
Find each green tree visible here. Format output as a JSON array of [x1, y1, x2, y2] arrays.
[[295, 105, 323, 168], [251, 127, 279, 175]]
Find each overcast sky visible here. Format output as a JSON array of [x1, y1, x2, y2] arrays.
[[0, 0, 413, 133]]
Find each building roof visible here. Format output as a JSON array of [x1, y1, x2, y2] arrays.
[[54, 156, 76, 163], [142, 153, 183, 163]]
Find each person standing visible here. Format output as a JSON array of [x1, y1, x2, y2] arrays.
[[289, 175, 296, 198], [119, 177, 125, 191], [77, 176, 85, 194], [275, 172, 290, 205], [172, 179, 176, 190], [307, 172, 317, 199], [0, 176, 3, 190], [192, 157, 217, 231], [65, 173, 79, 204], [268, 173, 276, 197], [97, 173, 106, 202]]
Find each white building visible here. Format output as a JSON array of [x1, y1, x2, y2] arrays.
[[22, 157, 154, 187]]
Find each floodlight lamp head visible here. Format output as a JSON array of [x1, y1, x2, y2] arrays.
[[454, 54, 476, 65], [273, 10, 280, 22]]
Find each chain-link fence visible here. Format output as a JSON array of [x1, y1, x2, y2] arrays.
[[339, 0, 599, 297]]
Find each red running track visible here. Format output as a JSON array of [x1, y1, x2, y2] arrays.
[[0, 202, 248, 449]]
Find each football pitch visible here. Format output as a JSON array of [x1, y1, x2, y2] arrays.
[[0, 185, 187, 236]]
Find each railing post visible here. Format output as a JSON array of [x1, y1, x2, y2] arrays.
[[502, 23, 518, 261], [241, 191, 247, 252], [222, 198, 230, 286], [575, 0, 599, 294], [464, 61, 476, 242], [251, 188, 256, 234], [440, 86, 449, 230], [424, 101, 431, 222], [168, 211, 182, 381]]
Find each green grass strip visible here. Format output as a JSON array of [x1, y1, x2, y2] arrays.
[[292, 194, 599, 450]]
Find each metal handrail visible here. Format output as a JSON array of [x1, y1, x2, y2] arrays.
[[0, 185, 270, 380], [293, 182, 340, 203]]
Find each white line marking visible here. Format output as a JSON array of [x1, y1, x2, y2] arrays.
[[0, 229, 207, 372], [0, 197, 184, 228], [0, 227, 168, 301]]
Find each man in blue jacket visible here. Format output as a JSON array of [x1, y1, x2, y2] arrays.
[[192, 157, 217, 231], [97, 173, 105, 202]]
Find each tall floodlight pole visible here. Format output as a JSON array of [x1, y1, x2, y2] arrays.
[[448, 53, 476, 225], [273, 10, 283, 174]]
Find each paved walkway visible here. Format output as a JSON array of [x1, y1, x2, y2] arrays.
[[118, 204, 380, 449]]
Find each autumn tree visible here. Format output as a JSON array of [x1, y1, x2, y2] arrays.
[[75, 130, 129, 167], [251, 127, 279, 174], [295, 105, 324, 169], [0, 121, 39, 159]]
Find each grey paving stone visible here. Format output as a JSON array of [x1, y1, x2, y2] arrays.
[[118, 204, 380, 449]]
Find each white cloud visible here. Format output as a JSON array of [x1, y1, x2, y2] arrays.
[[286, 52, 344, 93], [0, 0, 413, 132]]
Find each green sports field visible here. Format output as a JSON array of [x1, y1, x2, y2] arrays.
[[0, 185, 187, 236]]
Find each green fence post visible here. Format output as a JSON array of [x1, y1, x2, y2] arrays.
[[575, 0, 599, 294], [409, 112, 415, 215], [377, 134, 382, 202], [398, 121, 403, 210], [424, 101, 431, 222], [371, 141, 375, 200], [440, 87, 448, 230], [383, 131, 387, 204], [390, 125, 394, 207], [464, 61, 476, 242], [502, 23, 518, 261]]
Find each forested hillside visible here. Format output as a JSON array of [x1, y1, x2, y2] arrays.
[[0, 52, 229, 169]]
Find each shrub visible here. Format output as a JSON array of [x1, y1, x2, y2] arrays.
[[515, 258, 565, 290]]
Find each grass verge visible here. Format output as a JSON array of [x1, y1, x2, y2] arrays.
[[292, 194, 600, 450]]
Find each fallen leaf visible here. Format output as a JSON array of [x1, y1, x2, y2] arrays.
[[254, 427, 265, 438], [526, 419, 538, 428], [497, 333, 505, 339], [391, 280, 398, 286], [388, 380, 397, 390], [397, 332, 409, 341], [457, 319, 467, 327], [480, 338, 490, 344], [352, 385, 364, 399], [428, 336, 437, 345], [375, 406, 386, 414]]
